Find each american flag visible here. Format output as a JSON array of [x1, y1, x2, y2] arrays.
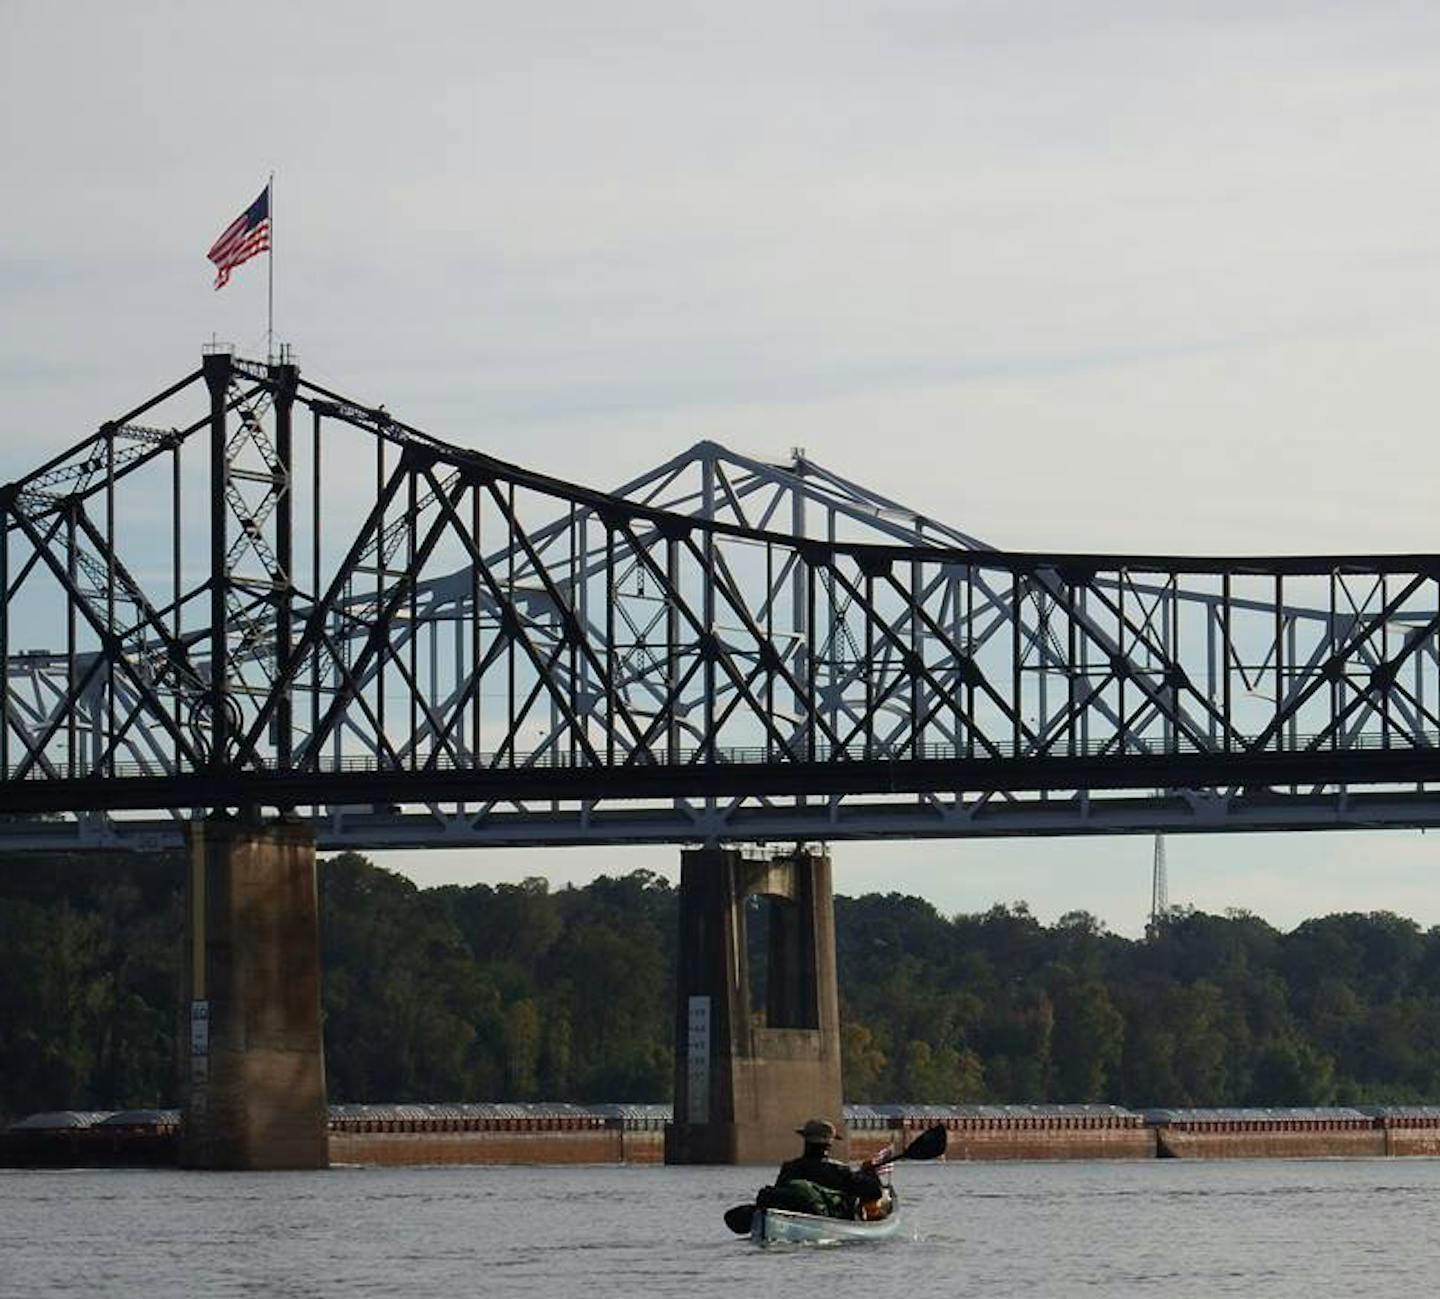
[[207, 186, 270, 289]]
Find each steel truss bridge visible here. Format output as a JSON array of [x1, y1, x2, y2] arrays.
[[4, 350, 1440, 851]]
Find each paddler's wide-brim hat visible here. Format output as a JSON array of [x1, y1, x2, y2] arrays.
[[796, 1118, 837, 1143]]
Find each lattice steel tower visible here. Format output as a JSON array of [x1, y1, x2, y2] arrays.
[[1149, 832, 1169, 933]]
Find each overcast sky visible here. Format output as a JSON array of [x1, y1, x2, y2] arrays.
[[5, 1, 1440, 933]]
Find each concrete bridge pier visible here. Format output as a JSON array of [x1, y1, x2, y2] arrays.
[[179, 818, 329, 1170], [664, 847, 844, 1165]]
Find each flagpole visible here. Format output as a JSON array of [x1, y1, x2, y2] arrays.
[[267, 172, 275, 361]]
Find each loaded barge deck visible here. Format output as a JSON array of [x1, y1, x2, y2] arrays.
[[6, 1104, 1440, 1168]]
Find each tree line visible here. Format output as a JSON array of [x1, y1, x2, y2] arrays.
[[3, 848, 1439, 1121]]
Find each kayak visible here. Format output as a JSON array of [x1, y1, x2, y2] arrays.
[[726, 1127, 944, 1246], [749, 1194, 903, 1246]]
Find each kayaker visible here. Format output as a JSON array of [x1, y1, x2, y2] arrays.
[[774, 1117, 883, 1210]]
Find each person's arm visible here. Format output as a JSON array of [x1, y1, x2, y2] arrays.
[[850, 1162, 883, 1201]]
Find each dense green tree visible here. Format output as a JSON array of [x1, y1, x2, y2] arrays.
[[1168, 981, 1230, 1105], [1247, 1035, 1336, 1105], [1049, 974, 1124, 1102], [840, 1021, 888, 1098], [14, 850, 1440, 1116]]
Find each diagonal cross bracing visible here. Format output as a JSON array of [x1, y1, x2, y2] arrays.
[[4, 353, 1440, 849]]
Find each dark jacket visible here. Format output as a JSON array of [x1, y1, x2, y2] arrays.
[[776, 1150, 883, 1204]]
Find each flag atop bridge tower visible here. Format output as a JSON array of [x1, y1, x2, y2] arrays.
[[206, 175, 276, 357]]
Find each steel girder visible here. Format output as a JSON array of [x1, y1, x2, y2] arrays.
[[4, 354, 1440, 850]]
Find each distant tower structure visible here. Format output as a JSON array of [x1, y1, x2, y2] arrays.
[[1148, 832, 1169, 934]]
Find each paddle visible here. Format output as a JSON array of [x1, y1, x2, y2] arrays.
[[724, 1203, 757, 1234], [872, 1122, 948, 1168], [722, 1124, 948, 1234]]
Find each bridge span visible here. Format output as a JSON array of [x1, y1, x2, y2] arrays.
[[3, 350, 1440, 849]]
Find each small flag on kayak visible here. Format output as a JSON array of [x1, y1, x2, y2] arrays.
[[207, 185, 271, 289]]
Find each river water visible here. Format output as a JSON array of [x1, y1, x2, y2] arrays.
[[2, 1158, 1437, 1298]]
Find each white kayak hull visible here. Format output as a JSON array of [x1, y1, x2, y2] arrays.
[[749, 1206, 903, 1246]]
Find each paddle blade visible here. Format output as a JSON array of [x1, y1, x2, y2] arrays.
[[724, 1204, 756, 1235], [900, 1124, 948, 1162]]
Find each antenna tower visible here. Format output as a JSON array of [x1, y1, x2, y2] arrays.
[[1149, 832, 1169, 933]]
